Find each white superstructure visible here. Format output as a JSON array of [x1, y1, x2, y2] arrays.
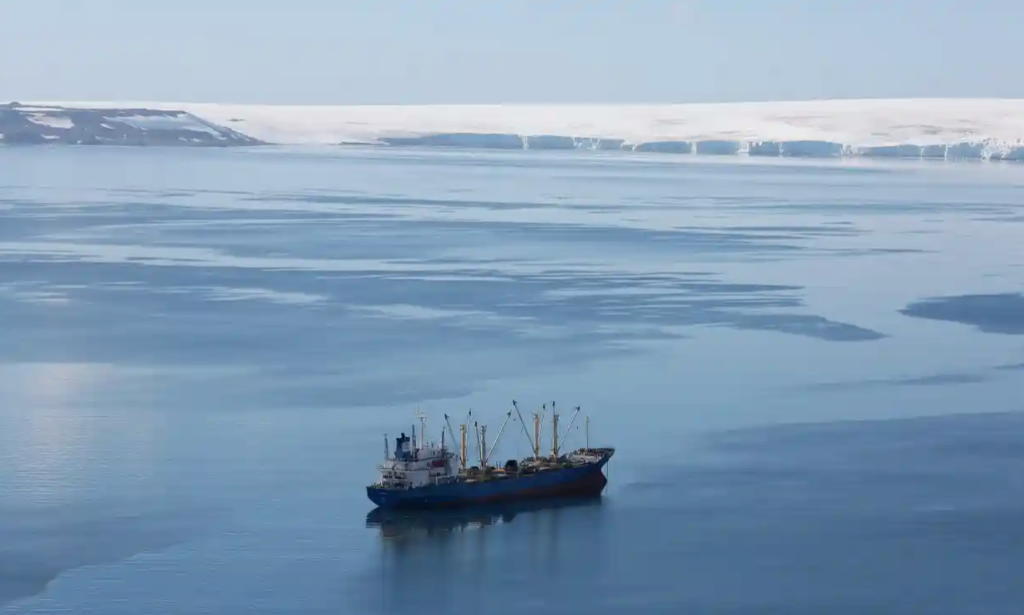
[[375, 413, 459, 490]]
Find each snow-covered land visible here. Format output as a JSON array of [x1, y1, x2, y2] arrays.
[[0, 103, 260, 146], [10, 98, 1024, 160]]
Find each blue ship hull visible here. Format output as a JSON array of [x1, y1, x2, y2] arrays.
[[367, 454, 611, 509], [366, 495, 604, 539]]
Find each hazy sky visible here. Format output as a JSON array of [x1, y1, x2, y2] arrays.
[[2, 0, 1021, 105]]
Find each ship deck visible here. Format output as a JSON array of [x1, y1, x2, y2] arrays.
[[369, 447, 614, 491]]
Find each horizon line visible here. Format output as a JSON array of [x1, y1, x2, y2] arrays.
[[10, 96, 1024, 109]]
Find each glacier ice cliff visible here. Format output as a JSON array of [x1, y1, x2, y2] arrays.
[[362, 133, 1022, 160], [7, 99, 1024, 162]]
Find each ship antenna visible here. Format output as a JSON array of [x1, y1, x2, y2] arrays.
[[586, 415, 590, 451]]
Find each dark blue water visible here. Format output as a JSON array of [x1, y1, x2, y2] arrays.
[[1, 147, 1023, 614]]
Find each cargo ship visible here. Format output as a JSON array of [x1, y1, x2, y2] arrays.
[[366, 401, 614, 509]]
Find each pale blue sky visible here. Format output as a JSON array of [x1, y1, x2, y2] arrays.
[[1, 0, 1021, 105]]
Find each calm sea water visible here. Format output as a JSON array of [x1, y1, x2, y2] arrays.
[[1, 146, 1023, 614]]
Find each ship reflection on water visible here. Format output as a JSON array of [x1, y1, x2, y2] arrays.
[[359, 495, 609, 611], [365, 495, 604, 541]]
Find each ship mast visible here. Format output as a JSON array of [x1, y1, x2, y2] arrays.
[[551, 401, 559, 459], [532, 402, 548, 460], [415, 407, 427, 451], [533, 412, 541, 459], [511, 400, 538, 458], [480, 424, 487, 467], [443, 413, 458, 446], [460, 423, 467, 470], [482, 410, 513, 466], [558, 405, 582, 451], [473, 421, 484, 467]]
